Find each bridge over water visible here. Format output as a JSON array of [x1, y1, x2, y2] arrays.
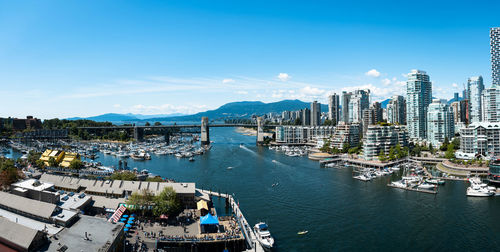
[[78, 117, 271, 144]]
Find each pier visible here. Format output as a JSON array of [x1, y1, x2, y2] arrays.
[[199, 189, 265, 252], [320, 156, 407, 169]]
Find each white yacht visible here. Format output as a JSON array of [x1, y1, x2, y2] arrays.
[[254, 222, 274, 250], [467, 184, 494, 197], [417, 183, 435, 190], [354, 173, 372, 182]]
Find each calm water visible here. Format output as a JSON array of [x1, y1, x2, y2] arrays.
[[10, 128, 500, 251]]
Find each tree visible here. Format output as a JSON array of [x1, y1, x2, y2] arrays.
[[146, 176, 164, 182], [342, 143, 350, 153], [111, 171, 137, 181], [48, 157, 58, 167], [154, 122, 162, 126], [69, 159, 83, 169], [440, 137, 449, 151], [0, 158, 21, 189], [444, 144, 455, 159], [145, 122, 151, 126], [153, 186, 181, 217], [428, 143, 435, 154], [378, 150, 387, 162], [451, 137, 460, 150], [293, 118, 302, 126], [322, 119, 333, 126], [127, 189, 155, 215], [35, 160, 46, 169]]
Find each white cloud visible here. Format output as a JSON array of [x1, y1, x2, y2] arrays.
[[299, 86, 325, 96], [381, 78, 391, 86], [222, 78, 235, 84], [365, 69, 381, 78], [277, 73, 291, 81]]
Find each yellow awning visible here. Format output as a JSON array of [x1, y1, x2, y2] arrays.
[[197, 200, 208, 211]]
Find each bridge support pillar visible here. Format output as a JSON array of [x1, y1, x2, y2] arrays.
[[256, 117, 265, 145], [201, 117, 210, 145], [133, 127, 144, 142]]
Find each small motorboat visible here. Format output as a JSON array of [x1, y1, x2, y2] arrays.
[[254, 222, 274, 249], [297, 230, 308, 235], [189, 157, 195, 162]]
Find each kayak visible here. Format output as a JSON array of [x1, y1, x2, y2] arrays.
[[297, 231, 308, 235]]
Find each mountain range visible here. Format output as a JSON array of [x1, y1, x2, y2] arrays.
[[66, 100, 328, 122]]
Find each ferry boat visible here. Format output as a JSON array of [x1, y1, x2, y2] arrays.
[[254, 222, 274, 250]]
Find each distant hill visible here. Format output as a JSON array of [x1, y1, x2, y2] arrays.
[[380, 98, 390, 109], [145, 100, 329, 121], [67, 113, 185, 122]]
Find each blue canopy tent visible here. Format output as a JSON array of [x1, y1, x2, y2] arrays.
[[120, 218, 126, 221], [125, 224, 132, 228], [200, 213, 219, 233], [200, 213, 219, 225], [122, 215, 129, 218], [124, 228, 129, 232], [129, 217, 135, 221], [127, 220, 134, 224]]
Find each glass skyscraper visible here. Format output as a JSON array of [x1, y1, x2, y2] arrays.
[[467, 76, 484, 123], [492, 27, 500, 87], [406, 70, 432, 141]]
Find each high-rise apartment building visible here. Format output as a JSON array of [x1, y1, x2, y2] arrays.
[[310, 101, 321, 126], [492, 27, 500, 87], [386, 95, 406, 125], [481, 87, 500, 122], [302, 108, 311, 126], [406, 70, 433, 141], [341, 91, 351, 123], [427, 99, 454, 147], [349, 90, 370, 124], [467, 76, 484, 123], [327, 93, 340, 125]]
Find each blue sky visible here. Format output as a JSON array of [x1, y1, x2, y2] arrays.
[[0, 0, 498, 119]]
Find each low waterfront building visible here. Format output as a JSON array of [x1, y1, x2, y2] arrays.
[[11, 179, 60, 204], [0, 217, 47, 252], [363, 125, 408, 160], [330, 122, 360, 149], [275, 126, 335, 144], [40, 173, 197, 209], [44, 215, 124, 252], [488, 159, 500, 184], [456, 122, 500, 159], [0, 191, 78, 227]]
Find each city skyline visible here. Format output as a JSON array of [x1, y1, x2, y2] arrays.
[[0, 1, 498, 119]]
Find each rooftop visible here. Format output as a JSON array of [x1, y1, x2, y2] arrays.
[[0, 191, 56, 220], [0, 217, 42, 251], [12, 178, 54, 192], [43, 215, 124, 252]]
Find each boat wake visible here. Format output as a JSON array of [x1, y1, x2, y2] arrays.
[[240, 145, 257, 156]]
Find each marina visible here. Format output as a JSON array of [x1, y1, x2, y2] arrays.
[[3, 128, 500, 251]]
